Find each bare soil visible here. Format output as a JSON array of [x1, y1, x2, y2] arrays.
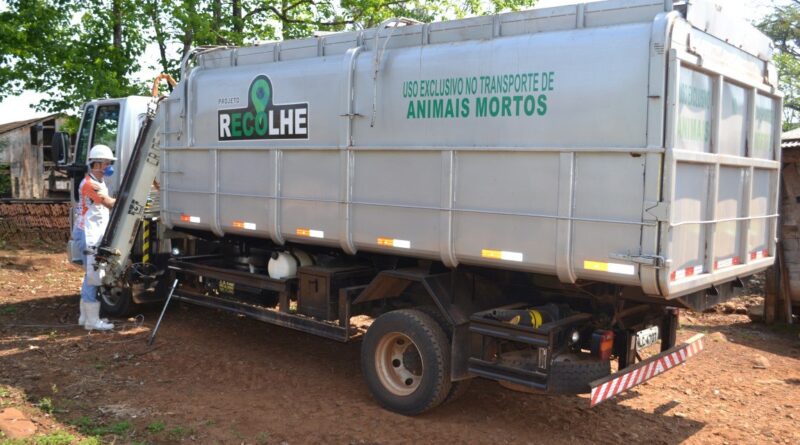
[[1, 247, 799, 444]]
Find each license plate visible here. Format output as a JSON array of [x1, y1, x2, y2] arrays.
[[636, 325, 659, 350]]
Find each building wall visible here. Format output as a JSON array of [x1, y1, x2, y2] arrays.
[[4, 127, 44, 199], [0, 117, 65, 199]]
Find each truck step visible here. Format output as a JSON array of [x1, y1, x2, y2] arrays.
[[173, 289, 353, 342]]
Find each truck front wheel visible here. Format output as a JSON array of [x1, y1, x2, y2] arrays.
[[98, 285, 134, 317], [361, 309, 452, 415]]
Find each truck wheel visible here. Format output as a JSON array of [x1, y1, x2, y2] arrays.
[[361, 309, 452, 415], [415, 305, 472, 404], [98, 285, 134, 317], [548, 353, 611, 394]]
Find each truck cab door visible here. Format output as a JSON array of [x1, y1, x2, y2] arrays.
[[66, 101, 122, 263]]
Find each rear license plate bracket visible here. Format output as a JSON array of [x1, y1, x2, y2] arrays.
[[636, 325, 659, 351]]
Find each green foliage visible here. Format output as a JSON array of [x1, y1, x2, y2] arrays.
[[32, 432, 76, 445], [167, 426, 189, 441], [0, 0, 147, 112], [58, 115, 81, 137], [37, 397, 54, 414], [145, 420, 165, 433], [757, 0, 800, 129], [72, 416, 131, 438], [1, 1, 538, 115]]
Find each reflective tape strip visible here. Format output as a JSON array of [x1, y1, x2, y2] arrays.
[[233, 220, 257, 230], [670, 264, 703, 281], [589, 334, 705, 407], [377, 237, 411, 249], [481, 249, 524, 262], [180, 214, 201, 224], [583, 260, 635, 275], [714, 256, 740, 270], [296, 228, 325, 239], [142, 220, 150, 264]]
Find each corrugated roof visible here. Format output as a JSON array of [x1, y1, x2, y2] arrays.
[[784, 140, 800, 149], [0, 114, 61, 135], [783, 127, 800, 142]]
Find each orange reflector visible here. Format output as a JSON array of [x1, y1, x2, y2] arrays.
[[233, 220, 256, 230], [296, 228, 324, 238], [180, 214, 200, 224], [377, 237, 410, 249], [591, 330, 615, 361]]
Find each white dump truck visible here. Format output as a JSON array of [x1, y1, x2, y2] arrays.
[[58, 0, 781, 415]]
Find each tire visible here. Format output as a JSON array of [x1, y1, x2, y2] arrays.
[[361, 309, 452, 415], [548, 353, 611, 394], [415, 305, 472, 404], [98, 285, 134, 317]]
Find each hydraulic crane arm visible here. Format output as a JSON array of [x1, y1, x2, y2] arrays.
[[95, 102, 162, 285]]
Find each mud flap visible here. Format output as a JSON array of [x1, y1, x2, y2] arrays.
[[589, 333, 705, 407]]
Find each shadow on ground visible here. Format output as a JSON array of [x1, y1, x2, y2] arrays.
[[0, 294, 708, 444]]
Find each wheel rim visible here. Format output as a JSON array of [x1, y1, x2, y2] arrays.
[[100, 287, 122, 307], [374, 332, 424, 396]]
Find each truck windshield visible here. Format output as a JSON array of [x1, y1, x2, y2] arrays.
[[74, 105, 95, 165], [91, 104, 121, 154]]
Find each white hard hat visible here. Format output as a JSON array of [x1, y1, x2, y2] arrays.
[[87, 144, 117, 164]]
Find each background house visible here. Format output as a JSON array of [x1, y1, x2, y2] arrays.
[[0, 114, 70, 199]]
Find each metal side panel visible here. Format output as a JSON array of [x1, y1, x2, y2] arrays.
[[452, 151, 560, 274], [164, 148, 215, 233], [571, 152, 647, 285], [280, 150, 342, 247], [351, 150, 442, 260], [217, 149, 275, 238]]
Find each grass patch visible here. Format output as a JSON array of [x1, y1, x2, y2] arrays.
[[146, 420, 165, 434], [0, 306, 17, 315], [255, 431, 271, 444], [0, 387, 10, 398], [0, 431, 77, 445], [71, 417, 131, 437], [37, 397, 54, 414], [167, 426, 189, 441]]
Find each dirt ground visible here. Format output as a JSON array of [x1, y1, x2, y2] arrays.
[[1, 246, 799, 445]]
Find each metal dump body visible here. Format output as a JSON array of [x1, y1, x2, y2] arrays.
[[158, 0, 782, 298]]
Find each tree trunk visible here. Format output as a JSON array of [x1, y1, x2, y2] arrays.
[[212, 0, 223, 44], [280, 0, 288, 40], [112, 0, 122, 50], [148, 1, 170, 76], [232, 0, 242, 34]]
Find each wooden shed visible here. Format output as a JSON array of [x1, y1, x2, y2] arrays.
[[768, 128, 800, 322], [0, 114, 70, 199]]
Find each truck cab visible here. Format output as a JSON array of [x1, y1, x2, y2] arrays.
[[65, 96, 150, 263]]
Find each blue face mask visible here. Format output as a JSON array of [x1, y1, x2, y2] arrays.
[[103, 165, 114, 177]]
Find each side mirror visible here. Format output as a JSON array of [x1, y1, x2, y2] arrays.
[[52, 132, 70, 167]]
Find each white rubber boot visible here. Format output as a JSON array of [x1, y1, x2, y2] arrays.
[[78, 300, 86, 326], [84, 301, 114, 331]]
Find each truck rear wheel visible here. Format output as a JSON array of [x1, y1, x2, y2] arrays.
[[99, 285, 134, 317], [361, 309, 452, 415]]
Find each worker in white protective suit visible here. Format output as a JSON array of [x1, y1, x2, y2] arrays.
[[75, 144, 117, 330]]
